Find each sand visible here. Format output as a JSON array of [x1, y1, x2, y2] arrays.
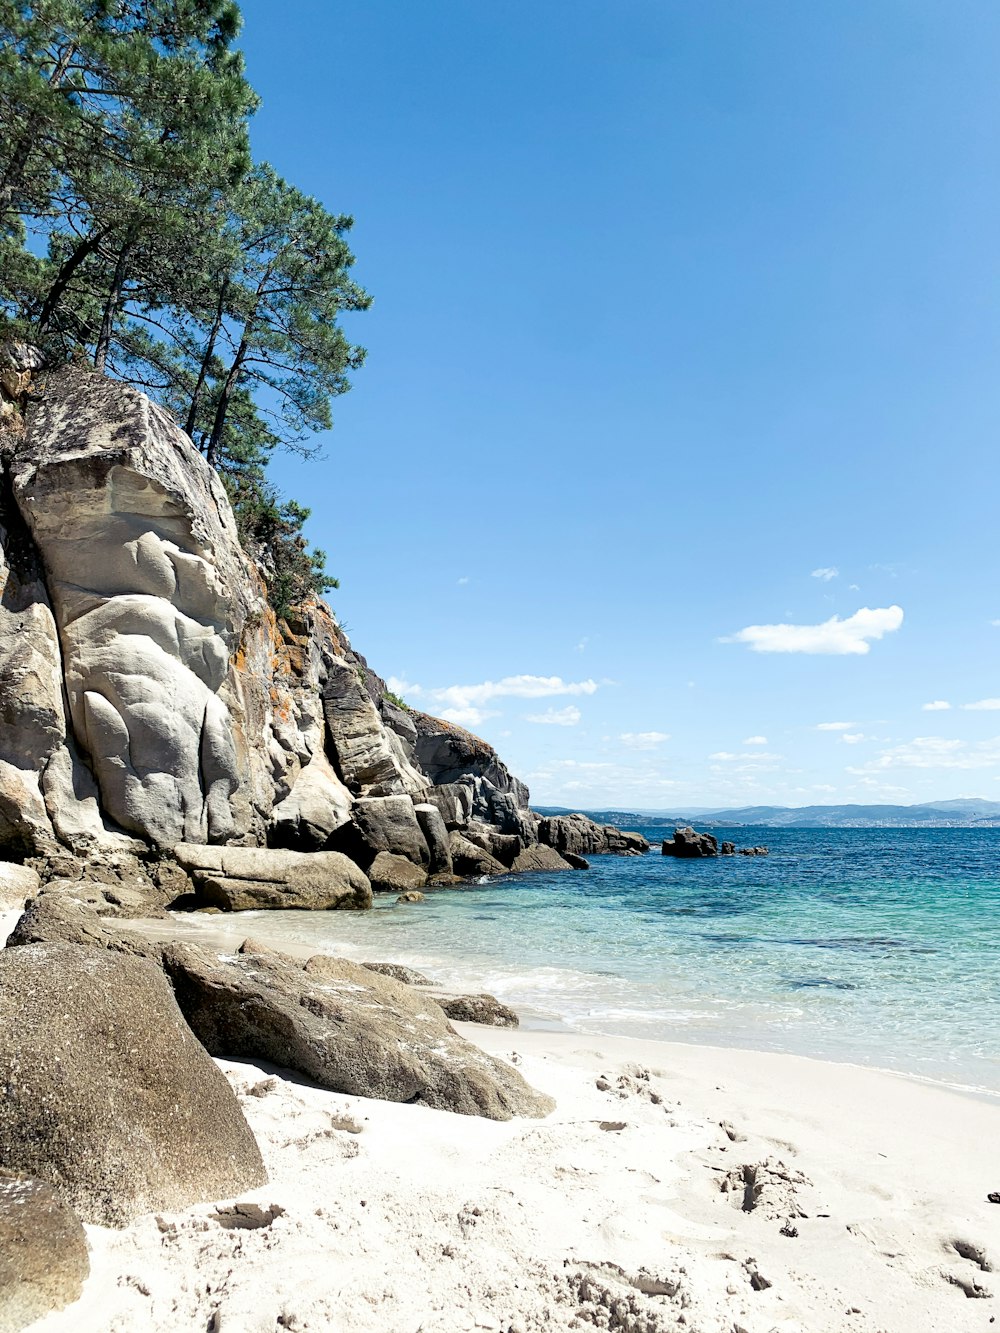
[[4, 908, 997, 1331]]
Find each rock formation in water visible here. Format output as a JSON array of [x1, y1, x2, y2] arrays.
[[0, 356, 647, 910]]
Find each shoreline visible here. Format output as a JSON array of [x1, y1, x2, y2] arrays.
[[108, 907, 1000, 1107], [6, 902, 1000, 1330]]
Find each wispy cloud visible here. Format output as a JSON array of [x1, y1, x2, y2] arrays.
[[817, 721, 855, 731], [922, 700, 952, 711], [438, 706, 499, 728], [849, 735, 1000, 772], [811, 566, 839, 581], [456, 576, 470, 586], [619, 731, 670, 750], [575, 637, 589, 653], [841, 733, 865, 744], [523, 705, 581, 727], [962, 699, 1000, 711], [742, 735, 768, 745], [723, 606, 903, 655], [428, 674, 599, 710]]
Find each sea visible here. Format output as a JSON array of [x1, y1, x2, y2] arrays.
[[201, 827, 1000, 1099]]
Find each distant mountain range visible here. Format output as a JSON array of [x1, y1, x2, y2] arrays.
[[535, 798, 1000, 829]]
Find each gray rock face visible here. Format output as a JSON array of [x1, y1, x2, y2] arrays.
[[360, 961, 432, 986], [413, 802, 453, 874], [0, 1174, 89, 1333], [416, 782, 473, 829], [661, 826, 719, 858], [163, 942, 554, 1121], [539, 813, 650, 858], [449, 831, 507, 878], [173, 843, 371, 911], [413, 712, 529, 808], [510, 844, 574, 874], [322, 660, 424, 797], [0, 942, 266, 1225], [367, 851, 428, 894], [337, 795, 430, 869], [268, 749, 353, 850], [434, 993, 520, 1028]]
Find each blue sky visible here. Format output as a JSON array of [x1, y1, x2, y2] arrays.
[[238, 0, 1000, 809]]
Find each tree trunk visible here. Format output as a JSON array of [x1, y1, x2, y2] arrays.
[[184, 279, 229, 440], [93, 237, 134, 372], [36, 226, 110, 332], [205, 332, 250, 467]]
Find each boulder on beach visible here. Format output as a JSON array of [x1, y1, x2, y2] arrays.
[[162, 940, 554, 1121], [434, 992, 520, 1028], [0, 942, 266, 1226], [367, 850, 428, 894], [173, 843, 372, 911], [0, 864, 40, 912], [0, 1174, 89, 1333]]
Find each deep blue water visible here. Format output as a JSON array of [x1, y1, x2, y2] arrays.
[[195, 827, 1000, 1095]]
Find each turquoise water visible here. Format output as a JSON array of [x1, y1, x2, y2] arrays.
[[207, 828, 1000, 1096]]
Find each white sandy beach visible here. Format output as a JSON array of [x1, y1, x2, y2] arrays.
[[14, 899, 998, 1333]]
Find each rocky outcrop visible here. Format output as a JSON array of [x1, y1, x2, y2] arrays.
[[0, 1174, 89, 1332], [539, 813, 650, 858], [0, 360, 647, 897], [0, 942, 266, 1225], [661, 827, 718, 858], [510, 844, 575, 874], [162, 941, 554, 1121]]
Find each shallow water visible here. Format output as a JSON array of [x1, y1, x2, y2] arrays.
[[196, 827, 1000, 1096]]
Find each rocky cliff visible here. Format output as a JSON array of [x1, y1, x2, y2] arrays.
[[0, 353, 646, 906]]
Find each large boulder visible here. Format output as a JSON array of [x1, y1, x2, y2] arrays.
[[162, 941, 554, 1121], [433, 993, 520, 1028], [0, 1174, 89, 1332], [334, 795, 430, 869], [412, 712, 529, 808], [449, 831, 507, 878], [366, 851, 428, 894], [321, 660, 425, 797], [510, 844, 574, 874], [267, 749, 353, 850], [0, 943, 266, 1225], [539, 812, 649, 857], [415, 782, 473, 829], [173, 843, 372, 911], [413, 802, 453, 874], [661, 826, 719, 858]]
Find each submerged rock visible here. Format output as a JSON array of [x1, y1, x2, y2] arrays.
[[0, 942, 266, 1226], [162, 941, 554, 1121]]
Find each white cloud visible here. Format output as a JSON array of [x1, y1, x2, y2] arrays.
[[457, 576, 470, 586], [991, 619, 1000, 628], [575, 637, 589, 653], [523, 705, 581, 727], [922, 700, 951, 711], [430, 674, 599, 711], [817, 721, 855, 731], [742, 735, 768, 745], [386, 676, 420, 698], [841, 733, 865, 744], [811, 566, 839, 581], [438, 707, 498, 728], [723, 606, 903, 655], [619, 731, 670, 750], [962, 699, 1000, 711], [850, 735, 1000, 772]]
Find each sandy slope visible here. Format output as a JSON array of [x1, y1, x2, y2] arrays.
[[24, 1015, 999, 1333]]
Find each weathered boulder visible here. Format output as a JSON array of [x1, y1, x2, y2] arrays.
[[563, 852, 590, 869], [413, 802, 453, 874], [162, 942, 554, 1121], [335, 795, 430, 869], [449, 831, 507, 878], [0, 1174, 89, 1332], [0, 943, 266, 1225], [464, 820, 521, 868], [322, 660, 424, 797], [396, 890, 425, 903], [0, 864, 39, 911], [268, 749, 353, 850], [173, 843, 371, 911], [539, 813, 649, 857], [367, 851, 428, 894], [661, 826, 718, 858], [412, 713, 529, 807], [721, 841, 735, 856], [510, 844, 574, 874], [361, 961, 432, 986], [434, 993, 520, 1028], [415, 782, 473, 829]]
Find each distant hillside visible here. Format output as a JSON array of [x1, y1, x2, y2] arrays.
[[535, 799, 1000, 829]]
